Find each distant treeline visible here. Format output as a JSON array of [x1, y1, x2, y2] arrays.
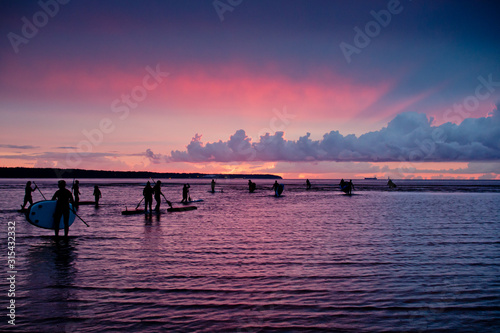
[[0, 167, 281, 180]]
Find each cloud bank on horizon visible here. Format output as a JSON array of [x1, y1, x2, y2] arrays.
[[166, 105, 500, 163]]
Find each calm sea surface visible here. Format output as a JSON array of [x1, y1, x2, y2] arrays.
[[0, 178, 499, 332]]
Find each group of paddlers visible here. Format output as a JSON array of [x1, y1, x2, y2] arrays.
[[21, 180, 102, 211], [20, 180, 98, 238]]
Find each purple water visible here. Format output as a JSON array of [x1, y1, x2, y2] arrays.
[[1, 178, 499, 332]]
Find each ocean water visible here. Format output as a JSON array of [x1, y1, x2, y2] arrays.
[[0, 178, 499, 332]]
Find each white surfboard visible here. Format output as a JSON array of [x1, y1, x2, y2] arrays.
[[26, 200, 76, 230]]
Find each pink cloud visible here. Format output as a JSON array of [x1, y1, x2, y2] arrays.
[[1, 56, 392, 122]]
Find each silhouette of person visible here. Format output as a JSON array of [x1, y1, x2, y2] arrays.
[[248, 180, 256, 193], [72, 180, 81, 205], [143, 181, 153, 212], [211, 179, 216, 193], [21, 181, 37, 209], [52, 180, 74, 238], [272, 181, 283, 197], [181, 184, 190, 203], [153, 180, 165, 211], [348, 179, 354, 195], [306, 179, 311, 190], [93, 185, 102, 206], [272, 181, 279, 192], [339, 179, 348, 193]]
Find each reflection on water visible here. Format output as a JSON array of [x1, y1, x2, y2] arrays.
[[0, 179, 499, 332], [25, 239, 79, 331]]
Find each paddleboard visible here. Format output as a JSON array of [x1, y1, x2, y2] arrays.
[[275, 184, 284, 197], [122, 208, 167, 215], [167, 206, 197, 212], [26, 200, 76, 230], [179, 199, 204, 204], [122, 209, 146, 215], [76, 201, 97, 205]]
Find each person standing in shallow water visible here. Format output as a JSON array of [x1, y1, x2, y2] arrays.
[[306, 179, 311, 190], [143, 181, 153, 212], [72, 180, 81, 206], [153, 180, 165, 211], [181, 184, 190, 203], [93, 185, 102, 206], [211, 179, 216, 193], [21, 181, 37, 209], [52, 180, 74, 238], [248, 180, 256, 193]]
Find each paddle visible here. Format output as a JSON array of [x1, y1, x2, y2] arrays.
[[161, 193, 172, 208], [32, 181, 47, 200], [71, 207, 89, 227], [135, 197, 145, 209], [150, 177, 172, 208]]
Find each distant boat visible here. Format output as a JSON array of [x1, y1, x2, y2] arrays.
[[364, 177, 377, 180]]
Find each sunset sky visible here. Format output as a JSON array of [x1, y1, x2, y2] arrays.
[[1, 0, 499, 179]]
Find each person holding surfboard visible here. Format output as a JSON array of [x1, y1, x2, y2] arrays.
[[143, 181, 154, 213], [272, 181, 284, 197], [21, 181, 37, 210], [52, 180, 75, 238]]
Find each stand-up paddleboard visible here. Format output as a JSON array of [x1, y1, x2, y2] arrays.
[[167, 206, 197, 212], [121, 208, 166, 215], [122, 209, 146, 215], [180, 199, 203, 204], [76, 201, 97, 205], [26, 200, 76, 230], [275, 184, 284, 197]]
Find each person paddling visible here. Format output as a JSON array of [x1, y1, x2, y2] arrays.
[[21, 181, 37, 210], [153, 180, 168, 211], [52, 180, 75, 239]]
